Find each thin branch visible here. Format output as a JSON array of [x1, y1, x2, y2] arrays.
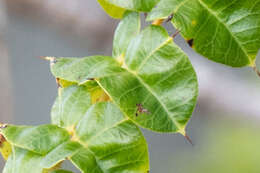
[[172, 29, 180, 38], [252, 65, 260, 77], [184, 134, 194, 146]]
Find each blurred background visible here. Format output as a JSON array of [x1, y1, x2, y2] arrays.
[[0, 0, 260, 172]]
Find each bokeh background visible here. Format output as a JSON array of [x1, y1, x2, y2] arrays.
[[1, 1, 260, 172]]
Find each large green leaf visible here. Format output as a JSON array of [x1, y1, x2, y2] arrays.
[[3, 147, 44, 173], [1, 125, 82, 173], [100, 26, 198, 133], [50, 26, 198, 133], [52, 93, 149, 172], [70, 102, 149, 173], [148, 0, 260, 67], [50, 56, 124, 85], [0, 125, 70, 155], [113, 11, 140, 59], [51, 86, 149, 172], [97, 0, 160, 18]]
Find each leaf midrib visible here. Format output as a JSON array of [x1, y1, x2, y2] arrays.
[[129, 70, 183, 132], [175, 0, 252, 65], [135, 37, 173, 72]]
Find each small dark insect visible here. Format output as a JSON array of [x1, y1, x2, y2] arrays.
[[165, 13, 174, 23], [136, 104, 150, 117], [187, 39, 194, 47]]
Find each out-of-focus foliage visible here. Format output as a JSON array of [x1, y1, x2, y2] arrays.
[[181, 122, 260, 173]]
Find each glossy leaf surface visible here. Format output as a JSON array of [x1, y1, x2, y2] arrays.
[[113, 11, 140, 58], [51, 85, 92, 129], [51, 56, 124, 85], [1, 125, 70, 155], [1, 125, 81, 173], [148, 0, 260, 67], [52, 94, 150, 173], [50, 26, 198, 133], [100, 26, 198, 133], [3, 147, 44, 173]]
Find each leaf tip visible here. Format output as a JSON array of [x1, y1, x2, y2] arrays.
[[179, 129, 194, 146], [40, 56, 57, 65], [252, 64, 260, 77], [184, 134, 194, 146]]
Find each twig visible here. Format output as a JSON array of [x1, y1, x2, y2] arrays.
[[252, 65, 260, 77], [165, 14, 174, 23], [172, 29, 180, 38], [184, 134, 194, 146]]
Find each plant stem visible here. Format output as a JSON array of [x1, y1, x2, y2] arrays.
[[252, 65, 260, 77]]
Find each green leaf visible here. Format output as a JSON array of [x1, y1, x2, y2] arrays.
[[51, 85, 92, 129], [148, 0, 260, 67], [50, 56, 124, 85], [113, 11, 141, 59], [3, 145, 75, 173], [1, 125, 82, 173], [97, 0, 126, 19], [70, 102, 149, 173], [0, 125, 70, 155], [100, 26, 198, 133], [85, 81, 111, 103], [50, 26, 198, 133], [97, 0, 160, 16], [3, 147, 44, 173], [40, 141, 82, 169]]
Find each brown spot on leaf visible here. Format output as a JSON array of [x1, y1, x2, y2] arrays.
[[187, 39, 194, 47], [136, 104, 151, 117], [56, 78, 61, 88], [0, 134, 6, 147]]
